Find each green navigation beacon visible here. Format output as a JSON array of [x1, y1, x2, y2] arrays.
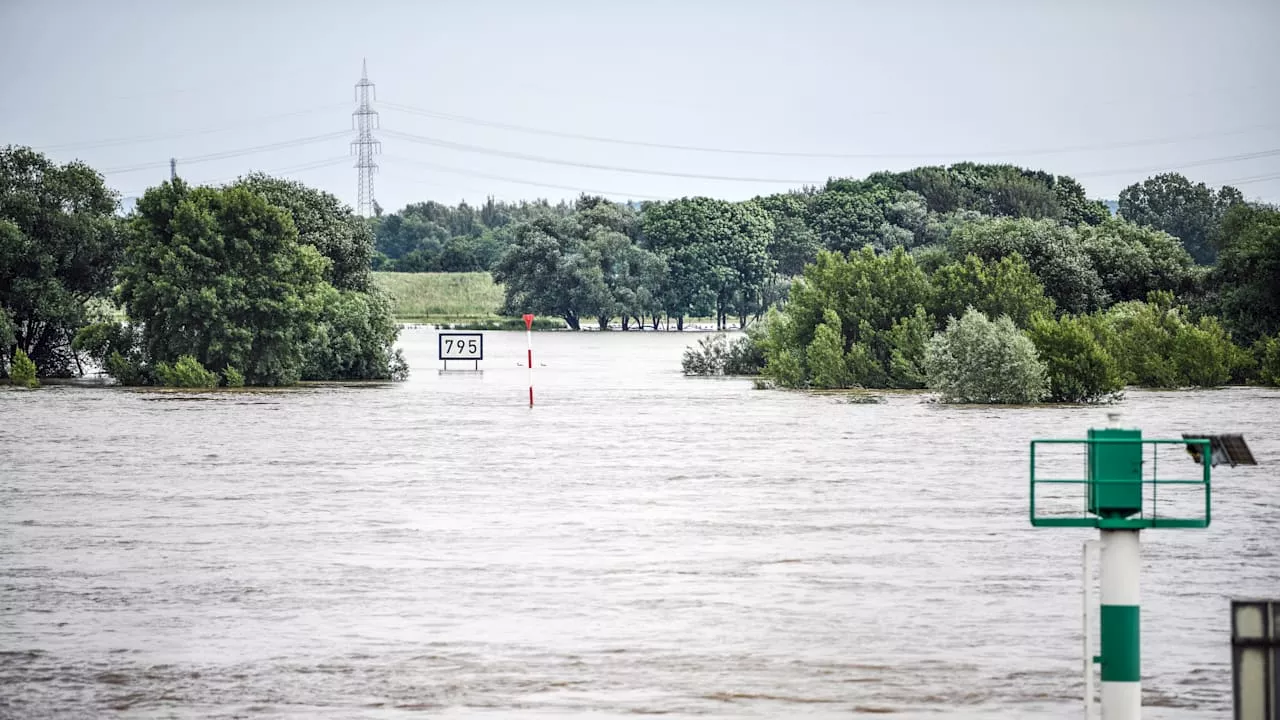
[[1029, 413, 1256, 720]]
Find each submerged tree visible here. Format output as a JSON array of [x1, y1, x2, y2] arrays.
[[116, 180, 328, 386], [0, 145, 122, 377], [924, 309, 1048, 404]]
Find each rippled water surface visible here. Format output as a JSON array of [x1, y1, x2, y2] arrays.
[[3, 328, 1278, 719]]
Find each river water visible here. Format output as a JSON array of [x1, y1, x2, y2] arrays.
[[2, 327, 1277, 719]]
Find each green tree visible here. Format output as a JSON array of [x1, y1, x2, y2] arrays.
[[885, 306, 931, 388], [118, 180, 328, 386], [582, 227, 666, 330], [1077, 218, 1197, 304], [1, 146, 122, 377], [302, 285, 408, 381], [980, 167, 1061, 220], [807, 310, 853, 388], [1118, 172, 1243, 264], [762, 246, 931, 388], [1026, 314, 1123, 403], [232, 174, 374, 291], [752, 192, 821, 277], [1211, 203, 1280, 343], [1098, 292, 1248, 388], [924, 309, 1048, 404], [492, 217, 601, 331], [948, 216, 1106, 314], [875, 164, 1070, 221], [805, 185, 893, 253], [1053, 176, 1111, 226], [234, 174, 405, 380], [641, 197, 774, 330], [929, 253, 1055, 329]]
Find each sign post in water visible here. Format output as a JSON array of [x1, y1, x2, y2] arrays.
[[438, 332, 483, 372], [523, 314, 534, 407]]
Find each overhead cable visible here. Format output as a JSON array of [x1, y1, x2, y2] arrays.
[[379, 100, 1280, 161], [379, 129, 824, 184], [380, 155, 670, 200], [36, 103, 351, 152], [100, 131, 350, 175]]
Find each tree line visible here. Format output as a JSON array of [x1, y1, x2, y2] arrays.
[[5, 142, 1276, 396], [2, 145, 405, 387], [370, 163, 1257, 338], [683, 205, 1279, 399]]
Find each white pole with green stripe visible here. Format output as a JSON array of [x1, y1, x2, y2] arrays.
[[1032, 419, 1239, 720], [1099, 528, 1141, 719]]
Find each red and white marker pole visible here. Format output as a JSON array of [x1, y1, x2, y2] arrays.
[[523, 313, 534, 407]]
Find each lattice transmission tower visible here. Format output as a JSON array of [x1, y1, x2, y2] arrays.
[[351, 59, 381, 217]]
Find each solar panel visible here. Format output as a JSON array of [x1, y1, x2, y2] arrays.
[[1182, 433, 1258, 468]]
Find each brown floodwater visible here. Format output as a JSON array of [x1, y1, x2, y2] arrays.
[[2, 328, 1277, 718]]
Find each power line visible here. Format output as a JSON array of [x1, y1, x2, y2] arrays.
[[1071, 148, 1280, 178], [34, 103, 350, 152], [379, 126, 1280, 189], [1219, 171, 1280, 186], [116, 156, 353, 199], [379, 100, 1280, 161], [380, 155, 670, 200], [202, 156, 355, 188], [379, 128, 825, 184], [99, 131, 350, 175]]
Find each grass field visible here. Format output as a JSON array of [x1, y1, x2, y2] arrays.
[[371, 270, 740, 330], [372, 271, 505, 321]]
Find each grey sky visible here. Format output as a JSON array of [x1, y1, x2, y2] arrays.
[[3, 0, 1278, 213]]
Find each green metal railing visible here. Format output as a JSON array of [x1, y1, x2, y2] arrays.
[[1030, 437, 1212, 529]]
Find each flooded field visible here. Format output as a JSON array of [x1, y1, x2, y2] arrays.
[[2, 327, 1277, 718]]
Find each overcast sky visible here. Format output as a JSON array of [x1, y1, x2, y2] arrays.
[[3, 0, 1278, 214]]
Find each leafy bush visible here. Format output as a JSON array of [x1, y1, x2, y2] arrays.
[[682, 334, 730, 375], [808, 311, 852, 388], [723, 332, 765, 376], [223, 366, 245, 388], [155, 355, 219, 388], [105, 351, 150, 386], [1254, 335, 1280, 386], [10, 348, 39, 388], [885, 307, 931, 388], [1027, 315, 1124, 403], [682, 332, 764, 376], [302, 286, 409, 381], [763, 246, 932, 388], [924, 309, 1048, 404], [1098, 292, 1250, 388]]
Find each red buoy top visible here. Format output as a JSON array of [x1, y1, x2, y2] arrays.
[[523, 314, 534, 330]]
